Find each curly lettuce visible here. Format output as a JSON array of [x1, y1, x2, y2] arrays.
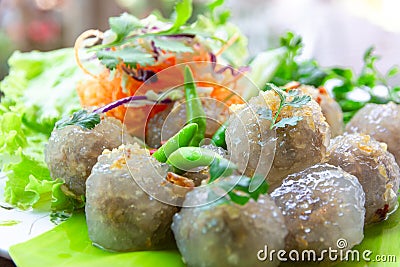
[[0, 48, 87, 212]]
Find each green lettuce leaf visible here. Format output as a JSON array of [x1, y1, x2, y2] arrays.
[[1, 48, 83, 135], [0, 48, 89, 212]]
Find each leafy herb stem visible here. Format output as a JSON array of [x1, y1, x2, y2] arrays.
[[272, 100, 284, 129], [264, 83, 311, 129]]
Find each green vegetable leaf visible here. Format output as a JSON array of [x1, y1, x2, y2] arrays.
[[330, 67, 353, 81], [249, 173, 268, 194], [338, 99, 366, 112], [209, 157, 235, 183], [217, 10, 230, 24], [0, 49, 83, 135], [264, 83, 309, 129], [227, 191, 249, 205], [285, 94, 311, 108], [55, 110, 100, 130], [166, 0, 193, 33], [273, 116, 303, 128], [387, 66, 399, 78], [390, 86, 400, 102], [0, 49, 95, 213], [96, 47, 155, 70], [190, 15, 248, 67], [214, 175, 269, 205], [269, 32, 328, 87], [109, 13, 142, 42], [3, 148, 52, 210], [207, 0, 230, 24], [51, 183, 85, 213], [207, 0, 224, 15], [9, 203, 400, 267], [151, 37, 193, 53], [248, 174, 269, 199], [326, 46, 400, 121], [297, 60, 327, 86]]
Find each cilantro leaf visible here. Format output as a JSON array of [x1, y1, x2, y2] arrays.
[[269, 32, 327, 87], [387, 66, 399, 78], [326, 46, 400, 122], [264, 83, 309, 129], [109, 13, 142, 42], [285, 94, 311, 108], [151, 37, 193, 53], [273, 116, 303, 128], [55, 110, 100, 130], [265, 83, 285, 103], [96, 47, 155, 70]]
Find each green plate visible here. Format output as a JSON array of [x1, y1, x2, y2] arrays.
[[9, 213, 185, 267], [9, 202, 400, 267]]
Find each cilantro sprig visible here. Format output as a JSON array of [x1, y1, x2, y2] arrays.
[[55, 110, 100, 130], [87, 0, 195, 70], [261, 83, 311, 129], [264, 32, 400, 123], [96, 47, 156, 70], [270, 32, 327, 87], [326, 47, 400, 122]]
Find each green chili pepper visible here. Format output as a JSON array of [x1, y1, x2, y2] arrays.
[[184, 66, 206, 146], [211, 121, 229, 149], [167, 147, 236, 180], [152, 123, 198, 163]]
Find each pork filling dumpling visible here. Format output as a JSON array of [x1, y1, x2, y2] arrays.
[[85, 143, 180, 252], [45, 117, 133, 196], [172, 177, 288, 267], [327, 133, 400, 224], [271, 163, 365, 256], [346, 102, 400, 165], [226, 89, 330, 190]]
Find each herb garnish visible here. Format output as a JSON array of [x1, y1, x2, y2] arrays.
[[264, 32, 400, 122], [88, 0, 195, 70], [55, 110, 100, 130], [96, 47, 155, 70], [270, 32, 327, 87], [326, 47, 400, 122], [262, 83, 311, 129]]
